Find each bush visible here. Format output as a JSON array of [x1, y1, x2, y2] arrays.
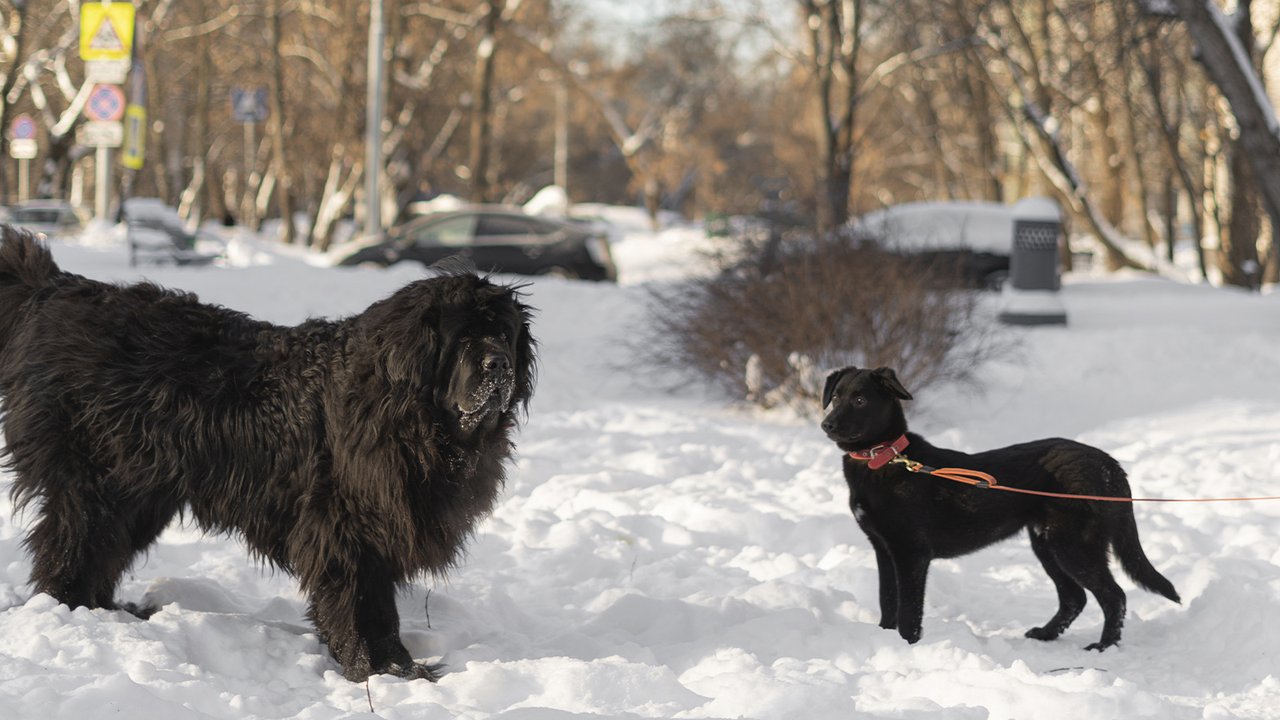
[[643, 232, 1005, 413]]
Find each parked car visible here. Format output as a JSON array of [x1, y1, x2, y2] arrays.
[[337, 207, 617, 281], [847, 201, 1014, 290], [6, 200, 85, 239]]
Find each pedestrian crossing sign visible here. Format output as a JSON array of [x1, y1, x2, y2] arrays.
[[80, 3, 136, 62]]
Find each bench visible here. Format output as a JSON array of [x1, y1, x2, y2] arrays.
[[123, 198, 222, 267]]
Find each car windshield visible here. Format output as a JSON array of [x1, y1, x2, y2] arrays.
[[401, 214, 476, 247], [474, 214, 562, 243], [13, 209, 69, 224]]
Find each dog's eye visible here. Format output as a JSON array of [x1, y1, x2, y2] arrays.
[[853, 395, 867, 407]]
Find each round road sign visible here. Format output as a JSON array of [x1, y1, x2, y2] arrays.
[[10, 114, 37, 140], [86, 84, 126, 122]]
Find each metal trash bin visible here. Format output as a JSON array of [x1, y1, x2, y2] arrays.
[[999, 197, 1068, 326]]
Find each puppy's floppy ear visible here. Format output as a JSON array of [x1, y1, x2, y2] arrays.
[[872, 367, 913, 401], [822, 367, 853, 409]]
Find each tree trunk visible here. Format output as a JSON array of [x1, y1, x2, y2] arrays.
[[1223, 141, 1262, 286], [1138, 31, 1209, 279], [469, 2, 502, 204], [267, 0, 296, 244], [179, 21, 211, 224]]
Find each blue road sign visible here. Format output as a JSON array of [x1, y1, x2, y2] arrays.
[[231, 87, 269, 123]]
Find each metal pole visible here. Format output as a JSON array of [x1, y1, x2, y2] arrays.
[[18, 158, 30, 202], [554, 78, 568, 192], [95, 147, 111, 221], [364, 0, 386, 235], [243, 122, 256, 227]]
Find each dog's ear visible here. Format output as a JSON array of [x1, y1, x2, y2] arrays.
[[822, 368, 851, 409], [872, 367, 913, 401]]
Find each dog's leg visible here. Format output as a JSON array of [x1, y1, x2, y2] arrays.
[[890, 547, 931, 644], [112, 495, 183, 617], [305, 555, 442, 683], [26, 484, 133, 610], [1053, 540, 1127, 651], [868, 538, 899, 630], [1025, 527, 1087, 641]]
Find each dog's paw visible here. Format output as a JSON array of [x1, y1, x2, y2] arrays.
[[117, 601, 159, 620], [878, 617, 898, 630], [898, 626, 922, 644], [387, 661, 444, 682], [1083, 641, 1115, 652], [1025, 626, 1061, 642]]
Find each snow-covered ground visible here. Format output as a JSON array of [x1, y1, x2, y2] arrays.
[[1, 214, 1279, 719]]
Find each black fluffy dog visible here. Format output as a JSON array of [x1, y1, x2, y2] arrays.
[[0, 227, 536, 681], [821, 366, 1179, 651]]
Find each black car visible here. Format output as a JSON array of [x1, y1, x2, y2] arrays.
[[337, 208, 617, 281], [847, 201, 1015, 290], [6, 200, 85, 239]]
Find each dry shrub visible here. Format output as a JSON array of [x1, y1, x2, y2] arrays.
[[644, 233, 1003, 413]]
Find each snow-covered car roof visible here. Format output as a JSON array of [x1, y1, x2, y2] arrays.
[[849, 200, 1027, 254]]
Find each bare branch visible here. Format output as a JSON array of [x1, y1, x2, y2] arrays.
[[163, 6, 243, 42]]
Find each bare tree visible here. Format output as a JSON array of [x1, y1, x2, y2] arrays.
[[0, 0, 33, 196], [797, 0, 863, 232], [1155, 0, 1280, 287]]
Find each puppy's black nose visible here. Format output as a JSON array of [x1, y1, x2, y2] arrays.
[[821, 419, 836, 434], [483, 353, 510, 373]]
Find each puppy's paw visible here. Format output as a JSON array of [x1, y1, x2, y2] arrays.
[[1025, 626, 1061, 642], [899, 626, 922, 644], [878, 617, 898, 630], [1083, 641, 1115, 652], [117, 601, 159, 620]]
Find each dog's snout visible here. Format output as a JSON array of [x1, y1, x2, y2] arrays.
[[483, 352, 510, 373], [821, 417, 837, 434]]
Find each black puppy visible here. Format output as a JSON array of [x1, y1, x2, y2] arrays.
[[821, 366, 1179, 650]]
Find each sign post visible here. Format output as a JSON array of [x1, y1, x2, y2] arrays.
[[8, 114, 38, 202], [82, 83, 126, 221], [80, 2, 135, 221], [231, 86, 268, 227]]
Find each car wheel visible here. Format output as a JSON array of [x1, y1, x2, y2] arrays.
[[982, 269, 1009, 291]]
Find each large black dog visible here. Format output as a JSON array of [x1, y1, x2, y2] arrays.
[[821, 366, 1179, 651], [0, 227, 536, 681]]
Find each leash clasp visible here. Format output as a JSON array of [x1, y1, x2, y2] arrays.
[[892, 455, 924, 473]]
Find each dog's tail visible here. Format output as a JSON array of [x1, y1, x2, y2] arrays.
[[1114, 509, 1181, 604], [0, 225, 61, 347]]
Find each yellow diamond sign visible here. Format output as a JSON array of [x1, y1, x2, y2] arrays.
[[80, 3, 136, 62]]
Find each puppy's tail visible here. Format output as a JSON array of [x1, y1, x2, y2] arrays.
[[0, 225, 61, 347], [1114, 510, 1181, 604]]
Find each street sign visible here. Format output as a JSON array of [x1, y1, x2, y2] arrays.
[[80, 3, 135, 62], [9, 139, 37, 160], [79, 120, 123, 148], [231, 87, 269, 123], [7, 114, 37, 159], [81, 3, 135, 83], [122, 104, 146, 169], [86, 59, 132, 85], [86, 84, 127, 122], [10, 114, 36, 140]]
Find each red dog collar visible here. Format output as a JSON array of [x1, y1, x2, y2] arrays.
[[848, 434, 909, 470]]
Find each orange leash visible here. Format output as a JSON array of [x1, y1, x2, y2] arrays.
[[883, 455, 1280, 504]]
